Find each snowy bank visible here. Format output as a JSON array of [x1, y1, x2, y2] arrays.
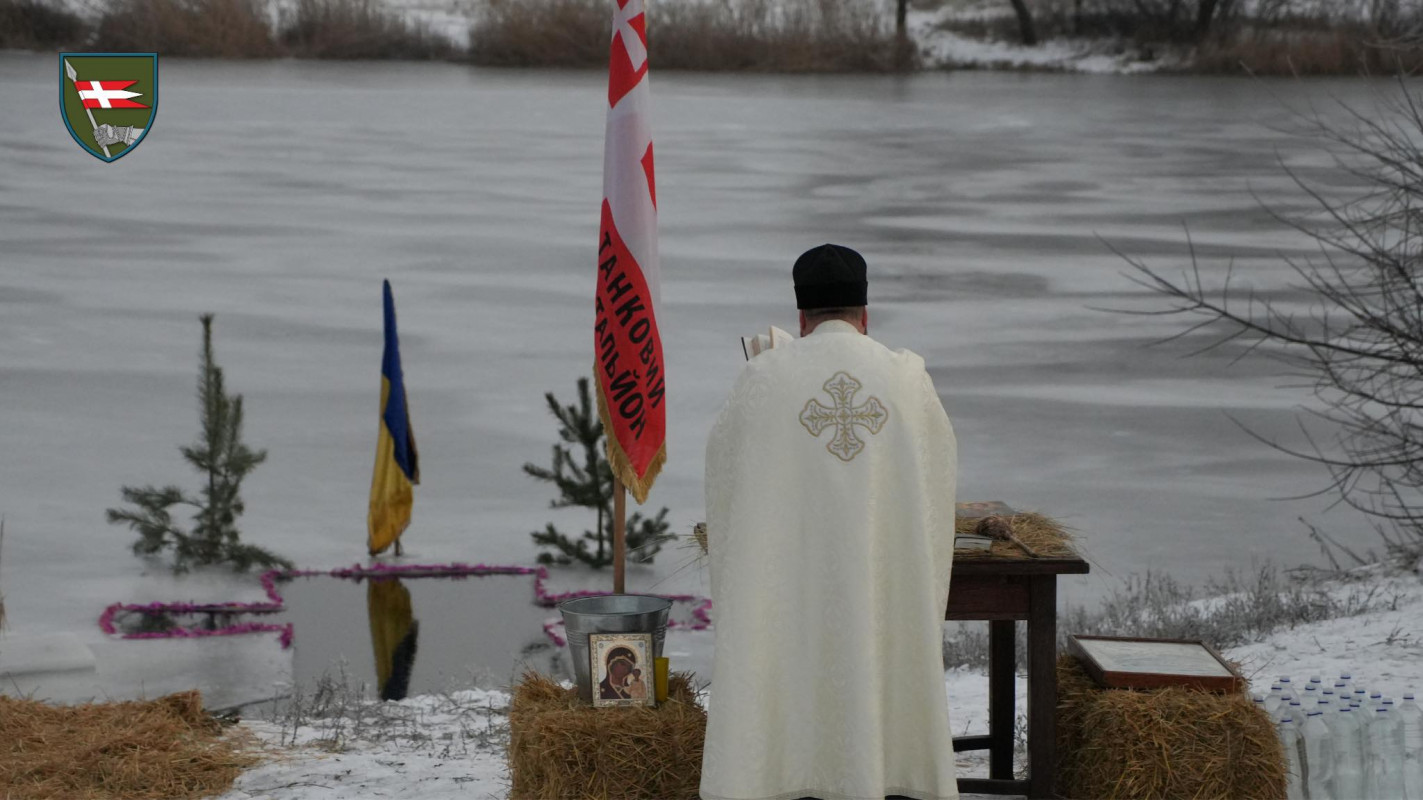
[[216, 568, 1423, 799]]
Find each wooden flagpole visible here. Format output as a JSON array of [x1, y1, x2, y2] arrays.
[[612, 476, 627, 594]]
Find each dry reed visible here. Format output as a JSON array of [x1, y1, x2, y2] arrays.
[[0, 689, 261, 800], [470, 0, 910, 72], [508, 669, 707, 800], [93, 0, 278, 57], [280, 0, 457, 60], [1191, 26, 1423, 75], [1056, 654, 1286, 800]]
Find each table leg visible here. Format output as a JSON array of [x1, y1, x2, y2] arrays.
[[1027, 576, 1057, 799], [988, 619, 1015, 781]]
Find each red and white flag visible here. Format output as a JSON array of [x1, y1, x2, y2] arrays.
[[594, 0, 665, 505], [76, 80, 149, 109]]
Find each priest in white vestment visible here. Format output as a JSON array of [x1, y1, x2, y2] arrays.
[[700, 244, 960, 800]]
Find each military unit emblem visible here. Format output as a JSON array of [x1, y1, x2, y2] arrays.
[[59, 53, 158, 162]]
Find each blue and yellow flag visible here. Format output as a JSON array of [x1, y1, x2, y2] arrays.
[[369, 279, 419, 555]]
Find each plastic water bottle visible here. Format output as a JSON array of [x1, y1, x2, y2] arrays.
[[1281, 677, 1299, 702], [1321, 689, 1338, 708], [1281, 717, 1307, 800], [1338, 673, 1354, 694], [1252, 695, 1269, 719], [1354, 688, 1370, 707], [1401, 693, 1423, 800], [1303, 684, 1320, 710], [1276, 699, 1306, 727], [1267, 684, 1285, 715], [1370, 691, 1384, 711], [1331, 706, 1364, 800], [1303, 711, 1334, 800], [1368, 707, 1406, 800]]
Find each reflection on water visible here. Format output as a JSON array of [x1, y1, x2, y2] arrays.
[[367, 578, 419, 701], [280, 572, 565, 700]]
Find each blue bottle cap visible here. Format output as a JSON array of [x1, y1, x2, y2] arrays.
[[1405, 693, 1416, 700], [1308, 711, 1322, 717]]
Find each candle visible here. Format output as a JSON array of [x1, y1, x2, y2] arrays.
[[655, 657, 669, 702]]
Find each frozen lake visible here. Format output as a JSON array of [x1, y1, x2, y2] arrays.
[[0, 53, 1395, 704]]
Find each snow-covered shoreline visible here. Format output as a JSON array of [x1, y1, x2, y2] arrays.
[[214, 566, 1423, 800]]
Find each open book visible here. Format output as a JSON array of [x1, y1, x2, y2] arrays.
[[741, 325, 795, 361], [954, 501, 1017, 551]]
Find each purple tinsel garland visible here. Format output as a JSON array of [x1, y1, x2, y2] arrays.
[[99, 561, 714, 650]]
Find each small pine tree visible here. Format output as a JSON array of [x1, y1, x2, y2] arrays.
[[106, 314, 293, 574], [524, 376, 674, 568]]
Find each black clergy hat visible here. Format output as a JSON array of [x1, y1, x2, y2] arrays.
[[793, 243, 868, 310]]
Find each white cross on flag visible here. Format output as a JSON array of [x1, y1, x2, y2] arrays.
[[75, 80, 149, 109], [593, 0, 665, 505]]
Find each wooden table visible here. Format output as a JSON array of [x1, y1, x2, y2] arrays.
[[945, 552, 1090, 800]]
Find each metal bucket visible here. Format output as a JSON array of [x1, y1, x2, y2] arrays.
[[558, 594, 672, 705]]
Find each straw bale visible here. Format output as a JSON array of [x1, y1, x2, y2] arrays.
[[1056, 655, 1286, 800], [0, 689, 259, 800], [954, 511, 1076, 559], [509, 669, 707, 800]]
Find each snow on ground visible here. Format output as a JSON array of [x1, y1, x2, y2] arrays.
[[1226, 568, 1423, 695], [905, 2, 1177, 73], [215, 569, 1423, 800]]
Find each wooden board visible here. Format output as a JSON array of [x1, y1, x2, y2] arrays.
[[1068, 634, 1244, 693]]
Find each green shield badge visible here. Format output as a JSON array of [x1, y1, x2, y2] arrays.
[[59, 53, 158, 162]]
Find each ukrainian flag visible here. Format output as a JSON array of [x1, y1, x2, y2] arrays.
[[368, 279, 419, 555]]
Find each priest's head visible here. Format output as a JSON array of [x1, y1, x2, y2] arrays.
[[794, 243, 868, 337]]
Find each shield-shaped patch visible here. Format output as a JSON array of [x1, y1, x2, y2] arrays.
[[59, 53, 158, 163]]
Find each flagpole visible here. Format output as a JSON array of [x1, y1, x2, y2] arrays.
[[612, 475, 626, 594], [63, 59, 110, 158]]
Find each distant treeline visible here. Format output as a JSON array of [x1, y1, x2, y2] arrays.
[[944, 0, 1423, 74], [2, 0, 1418, 73], [0, 0, 456, 59], [0, 0, 910, 71]]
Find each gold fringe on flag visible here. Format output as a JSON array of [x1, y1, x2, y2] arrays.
[[595, 364, 666, 506]]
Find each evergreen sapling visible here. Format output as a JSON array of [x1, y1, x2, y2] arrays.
[[106, 314, 293, 573], [524, 376, 674, 567]]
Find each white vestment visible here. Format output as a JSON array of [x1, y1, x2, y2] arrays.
[[700, 319, 959, 800]]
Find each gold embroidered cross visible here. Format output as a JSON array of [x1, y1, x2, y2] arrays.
[[799, 371, 889, 462]]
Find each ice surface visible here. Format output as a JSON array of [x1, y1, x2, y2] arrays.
[[0, 632, 96, 677], [0, 53, 1402, 707]]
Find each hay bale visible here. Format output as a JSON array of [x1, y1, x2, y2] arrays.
[[0, 689, 258, 800], [509, 669, 707, 800], [1056, 655, 1285, 800]]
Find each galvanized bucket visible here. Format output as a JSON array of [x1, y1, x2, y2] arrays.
[[558, 594, 672, 705]]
